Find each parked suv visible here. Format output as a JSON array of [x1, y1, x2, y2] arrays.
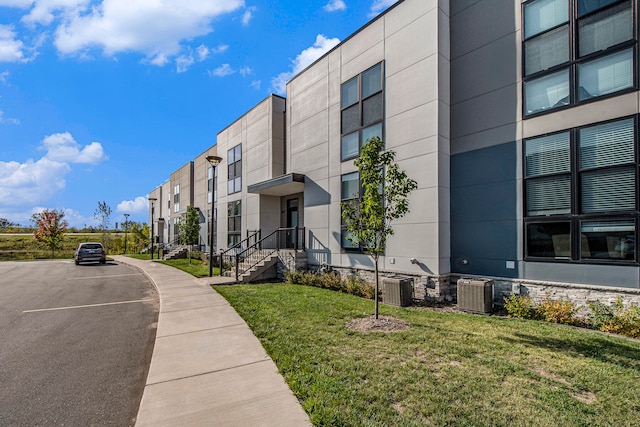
[[74, 242, 106, 265]]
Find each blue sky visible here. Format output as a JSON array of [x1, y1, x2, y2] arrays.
[[0, 0, 398, 228]]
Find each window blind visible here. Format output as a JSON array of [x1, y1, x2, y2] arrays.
[[578, 1, 632, 57], [525, 131, 570, 177], [581, 167, 635, 213], [579, 118, 634, 169], [525, 25, 569, 75], [527, 175, 571, 216], [524, 0, 569, 39], [578, 48, 633, 100]]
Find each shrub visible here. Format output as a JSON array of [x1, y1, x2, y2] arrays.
[[345, 275, 375, 299], [591, 297, 640, 339], [284, 270, 374, 300], [504, 293, 537, 319], [588, 300, 615, 330], [536, 298, 578, 325]]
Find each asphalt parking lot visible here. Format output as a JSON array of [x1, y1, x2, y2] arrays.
[[0, 260, 159, 426]]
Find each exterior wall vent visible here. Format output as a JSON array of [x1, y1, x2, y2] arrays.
[[457, 278, 493, 314], [383, 276, 413, 307]]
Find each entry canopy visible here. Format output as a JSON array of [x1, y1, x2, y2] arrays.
[[247, 173, 305, 196]]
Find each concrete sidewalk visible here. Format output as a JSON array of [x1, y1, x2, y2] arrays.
[[114, 256, 311, 427]]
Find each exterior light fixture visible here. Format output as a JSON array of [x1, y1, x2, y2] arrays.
[[123, 213, 130, 254], [148, 198, 157, 260], [206, 155, 223, 277]]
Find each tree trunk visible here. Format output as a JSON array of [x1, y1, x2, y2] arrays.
[[374, 256, 379, 319]]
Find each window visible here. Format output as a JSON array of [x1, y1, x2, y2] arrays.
[[578, 47, 633, 100], [227, 200, 241, 247], [341, 172, 361, 250], [208, 165, 218, 204], [173, 217, 180, 242], [227, 145, 242, 194], [522, 0, 636, 116], [340, 63, 384, 161], [524, 116, 638, 263], [208, 208, 217, 249], [173, 184, 180, 213]]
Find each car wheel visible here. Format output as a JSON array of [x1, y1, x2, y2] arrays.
[[75, 260, 80, 265]]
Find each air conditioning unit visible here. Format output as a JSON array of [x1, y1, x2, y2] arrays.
[[457, 278, 493, 314], [383, 276, 413, 307]]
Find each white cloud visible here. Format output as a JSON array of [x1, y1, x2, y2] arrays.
[[117, 196, 147, 214], [175, 43, 224, 73], [176, 54, 195, 74], [369, 0, 398, 16], [271, 34, 340, 95], [0, 132, 107, 207], [52, 0, 244, 65], [0, 158, 70, 206], [0, 0, 33, 8], [250, 80, 261, 90], [40, 131, 107, 164], [21, 0, 89, 27], [0, 70, 9, 83], [239, 66, 252, 76], [324, 0, 346, 12], [211, 44, 228, 55], [0, 110, 20, 125], [196, 44, 209, 61], [241, 6, 256, 26], [209, 63, 235, 77], [0, 25, 28, 62]]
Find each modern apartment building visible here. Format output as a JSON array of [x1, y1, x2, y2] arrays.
[[149, 0, 640, 305]]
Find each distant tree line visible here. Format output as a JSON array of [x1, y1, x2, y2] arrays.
[[1, 201, 150, 258]]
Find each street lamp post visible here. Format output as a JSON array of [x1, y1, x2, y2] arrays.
[[206, 155, 222, 277], [123, 213, 130, 254], [149, 198, 157, 260]]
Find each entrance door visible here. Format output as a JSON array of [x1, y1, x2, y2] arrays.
[[286, 199, 299, 249]]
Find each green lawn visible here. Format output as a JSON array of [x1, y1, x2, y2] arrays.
[[214, 283, 640, 427], [158, 258, 220, 277]]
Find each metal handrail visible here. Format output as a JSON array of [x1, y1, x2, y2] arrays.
[[219, 230, 261, 276], [221, 227, 306, 280]]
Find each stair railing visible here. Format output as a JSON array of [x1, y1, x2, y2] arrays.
[[219, 230, 261, 276], [225, 227, 306, 280]]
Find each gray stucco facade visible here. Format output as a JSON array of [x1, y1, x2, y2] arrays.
[[149, 0, 640, 303]]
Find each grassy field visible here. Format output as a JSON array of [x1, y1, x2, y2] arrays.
[[214, 283, 640, 427], [0, 233, 108, 261]]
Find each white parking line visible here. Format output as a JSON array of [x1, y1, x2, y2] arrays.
[[67, 273, 141, 281], [23, 299, 154, 313]]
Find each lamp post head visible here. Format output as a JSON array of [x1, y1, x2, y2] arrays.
[[206, 155, 223, 166]]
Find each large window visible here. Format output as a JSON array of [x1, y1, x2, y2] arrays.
[[227, 200, 241, 247], [524, 116, 638, 263], [208, 208, 217, 250], [227, 144, 242, 195], [208, 165, 217, 204], [173, 184, 180, 213], [340, 172, 360, 250], [523, 0, 636, 116], [340, 63, 384, 161]]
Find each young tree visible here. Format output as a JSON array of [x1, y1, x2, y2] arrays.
[[178, 205, 201, 264], [94, 201, 112, 252], [127, 222, 149, 253], [341, 137, 418, 319], [0, 218, 18, 232], [32, 209, 69, 259]]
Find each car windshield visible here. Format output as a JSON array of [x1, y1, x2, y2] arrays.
[[81, 244, 103, 250]]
